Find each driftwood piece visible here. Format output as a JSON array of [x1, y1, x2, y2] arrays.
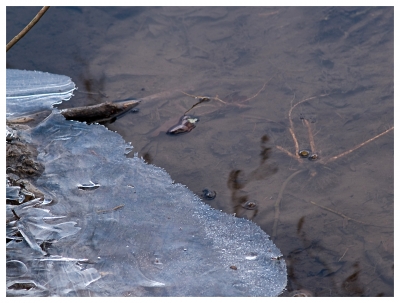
[[7, 111, 52, 125], [7, 100, 141, 125], [6, 6, 50, 52], [60, 100, 141, 123]]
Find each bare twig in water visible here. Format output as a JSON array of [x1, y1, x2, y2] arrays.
[[6, 6, 50, 52], [288, 94, 330, 121], [275, 145, 298, 160], [239, 78, 272, 103], [304, 119, 316, 153], [276, 92, 393, 168], [180, 90, 242, 109], [271, 92, 393, 239], [180, 79, 271, 113], [322, 126, 394, 164], [309, 200, 390, 228], [180, 91, 208, 100], [183, 97, 210, 115], [309, 200, 366, 224], [286, 93, 330, 158], [338, 248, 349, 262], [289, 127, 301, 159], [272, 169, 304, 239]]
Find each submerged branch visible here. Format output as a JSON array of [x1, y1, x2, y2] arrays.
[[272, 169, 304, 239], [323, 126, 394, 164]]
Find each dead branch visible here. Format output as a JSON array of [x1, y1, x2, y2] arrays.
[[6, 6, 50, 52], [60, 100, 140, 123], [323, 126, 394, 164], [304, 119, 316, 153], [309, 200, 391, 228], [272, 169, 304, 239]]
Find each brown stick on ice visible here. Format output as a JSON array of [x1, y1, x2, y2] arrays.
[[60, 100, 141, 123], [6, 6, 50, 52]]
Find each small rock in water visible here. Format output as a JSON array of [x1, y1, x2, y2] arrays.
[[202, 189, 217, 200]]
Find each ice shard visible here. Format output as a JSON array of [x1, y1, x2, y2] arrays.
[[6, 69, 287, 296], [6, 69, 75, 118]]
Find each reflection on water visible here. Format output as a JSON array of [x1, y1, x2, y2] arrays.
[[6, 6, 393, 296], [227, 134, 278, 220]]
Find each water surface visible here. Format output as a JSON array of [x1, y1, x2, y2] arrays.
[[6, 6, 394, 296]]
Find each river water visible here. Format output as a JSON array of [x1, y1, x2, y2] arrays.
[[6, 6, 394, 296]]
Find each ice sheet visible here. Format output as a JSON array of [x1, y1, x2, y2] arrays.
[[6, 69, 287, 296], [6, 69, 76, 118]]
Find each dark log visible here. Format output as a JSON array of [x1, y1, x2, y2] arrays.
[[60, 100, 140, 123], [7, 100, 141, 125]]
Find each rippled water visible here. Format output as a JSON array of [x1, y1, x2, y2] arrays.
[[6, 6, 394, 296]]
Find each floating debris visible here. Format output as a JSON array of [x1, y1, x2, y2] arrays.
[[298, 149, 318, 161], [241, 200, 257, 210], [308, 153, 318, 161], [298, 149, 311, 158], [167, 115, 198, 135], [78, 181, 100, 190], [202, 189, 217, 200]]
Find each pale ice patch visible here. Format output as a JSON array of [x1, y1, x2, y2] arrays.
[[6, 69, 76, 118], [6, 69, 287, 296]]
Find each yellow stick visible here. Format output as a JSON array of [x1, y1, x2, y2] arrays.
[[304, 119, 316, 153], [287, 93, 329, 157], [323, 126, 394, 164], [276, 145, 299, 161]]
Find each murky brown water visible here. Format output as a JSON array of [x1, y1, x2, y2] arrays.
[[6, 6, 394, 296]]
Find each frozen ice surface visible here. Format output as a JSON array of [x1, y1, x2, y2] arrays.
[[6, 69, 287, 296], [6, 186, 20, 201], [7, 112, 287, 296], [6, 69, 76, 118]]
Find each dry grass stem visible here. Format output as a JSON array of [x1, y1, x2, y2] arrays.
[[338, 248, 349, 262], [288, 93, 330, 120], [239, 78, 271, 103], [288, 126, 300, 157], [284, 93, 329, 158], [323, 126, 394, 164], [181, 79, 271, 110], [276, 145, 298, 161], [309, 200, 365, 224], [309, 200, 390, 228], [304, 119, 316, 153]]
